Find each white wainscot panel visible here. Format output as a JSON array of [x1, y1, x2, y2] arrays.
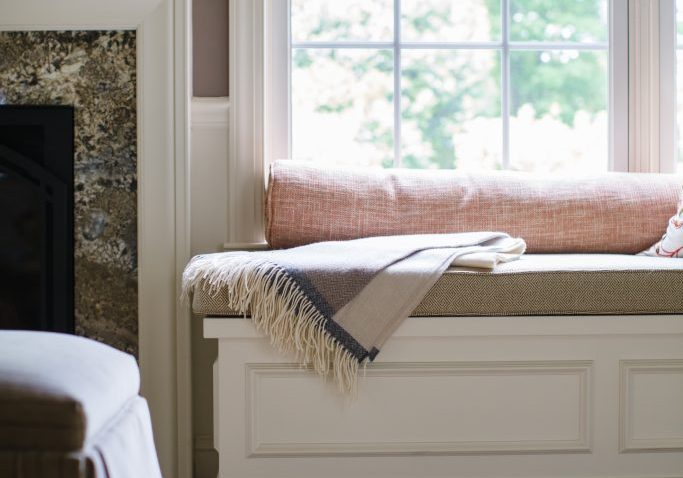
[[620, 359, 683, 452], [247, 361, 592, 457]]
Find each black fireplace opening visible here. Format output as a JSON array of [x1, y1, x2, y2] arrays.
[[0, 106, 74, 333]]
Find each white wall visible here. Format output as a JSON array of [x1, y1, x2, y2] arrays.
[[190, 97, 230, 477]]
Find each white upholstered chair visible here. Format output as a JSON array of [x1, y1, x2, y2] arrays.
[[0, 332, 162, 478]]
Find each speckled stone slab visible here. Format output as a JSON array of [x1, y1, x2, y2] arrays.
[[0, 31, 138, 355]]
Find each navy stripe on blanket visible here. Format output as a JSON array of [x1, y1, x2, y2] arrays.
[[283, 266, 371, 362]]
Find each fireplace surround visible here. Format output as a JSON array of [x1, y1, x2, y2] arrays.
[[0, 105, 74, 333], [0, 31, 138, 354], [1, 2, 190, 474]]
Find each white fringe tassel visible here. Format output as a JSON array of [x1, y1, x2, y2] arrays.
[[182, 253, 361, 393]]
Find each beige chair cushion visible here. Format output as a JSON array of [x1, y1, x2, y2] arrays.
[[0, 332, 140, 452], [192, 254, 683, 317]]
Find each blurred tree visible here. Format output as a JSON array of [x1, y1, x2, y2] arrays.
[[504, 0, 607, 125], [293, 0, 608, 169]]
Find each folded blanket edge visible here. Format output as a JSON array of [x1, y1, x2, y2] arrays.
[[181, 253, 362, 392]]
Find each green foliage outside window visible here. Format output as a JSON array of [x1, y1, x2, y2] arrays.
[[292, 0, 608, 171]]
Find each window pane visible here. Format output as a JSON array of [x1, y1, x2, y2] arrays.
[[509, 50, 608, 172], [401, 0, 501, 42], [510, 0, 608, 43], [291, 0, 393, 42], [292, 49, 394, 167], [401, 50, 501, 169]]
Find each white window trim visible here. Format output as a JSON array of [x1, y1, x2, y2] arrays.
[[629, 0, 661, 172], [611, 0, 629, 171], [229, 0, 266, 243], [659, 0, 677, 173], [629, 0, 678, 173], [265, 0, 290, 167]]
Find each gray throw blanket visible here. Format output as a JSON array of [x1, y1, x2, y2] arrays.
[[182, 232, 525, 391]]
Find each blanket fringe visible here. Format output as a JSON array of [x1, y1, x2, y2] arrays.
[[182, 253, 361, 393]]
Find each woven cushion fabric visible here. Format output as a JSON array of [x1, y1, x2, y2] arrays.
[[265, 161, 682, 253], [0, 332, 140, 452], [192, 254, 683, 317]]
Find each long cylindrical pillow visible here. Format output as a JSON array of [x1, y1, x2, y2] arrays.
[[265, 160, 682, 254]]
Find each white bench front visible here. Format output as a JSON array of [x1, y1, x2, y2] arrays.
[[206, 315, 683, 478]]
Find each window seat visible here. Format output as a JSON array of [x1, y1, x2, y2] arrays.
[[203, 162, 683, 478], [193, 253, 683, 318]]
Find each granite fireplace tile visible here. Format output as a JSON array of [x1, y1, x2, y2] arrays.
[[0, 31, 138, 355]]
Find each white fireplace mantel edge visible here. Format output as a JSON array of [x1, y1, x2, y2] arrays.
[[0, 0, 163, 30]]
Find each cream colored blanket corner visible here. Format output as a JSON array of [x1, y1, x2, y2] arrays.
[[183, 232, 526, 392]]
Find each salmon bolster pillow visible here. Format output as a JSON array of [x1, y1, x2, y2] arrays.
[[642, 187, 683, 258], [266, 160, 683, 254]]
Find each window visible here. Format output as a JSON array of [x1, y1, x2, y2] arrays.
[[281, 0, 626, 172]]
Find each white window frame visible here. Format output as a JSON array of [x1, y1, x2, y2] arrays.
[[658, 0, 678, 173], [265, 0, 628, 171], [628, 0, 677, 173], [229, 0, 266, 244]]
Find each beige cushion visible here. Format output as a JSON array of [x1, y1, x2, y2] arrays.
[[192, 254, 683, 317], [0, 332, 140, 452]]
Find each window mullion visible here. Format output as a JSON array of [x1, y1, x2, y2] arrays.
[[394, 0, 402, 167], [608, 0, 628, 171], [502, 0, 511, 169]]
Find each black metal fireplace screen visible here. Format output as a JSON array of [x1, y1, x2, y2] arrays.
[[0, 106, 74, 333]]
